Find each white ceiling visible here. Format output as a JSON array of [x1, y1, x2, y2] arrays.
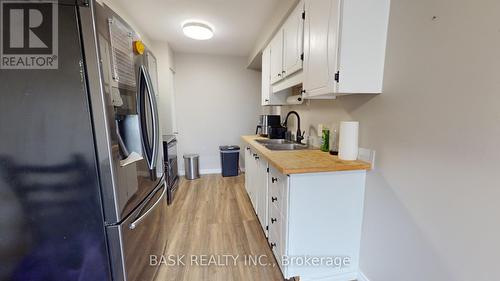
[[116, 0, 282, 56]]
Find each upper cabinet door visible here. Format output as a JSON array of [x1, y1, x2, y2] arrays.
[[336, 0, 390, 94], [269, 30, 284, 84], [261, 46, 272, 105], [282, 1, 305, 78], [261, 45, 288, 106], [303, 0, 341, 97]]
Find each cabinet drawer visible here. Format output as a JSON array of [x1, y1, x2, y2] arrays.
[[269, 225, 283, 271], [269, 220, 288, 272], [269, 203, 282, 233], [269, 166, 288, 216], [268, 203, 287, 268], [269, 180, 283, 213]]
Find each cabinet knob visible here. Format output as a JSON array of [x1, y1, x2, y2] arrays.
[[272, 177, 278, 183], [246, 147, 250, 151], [270, 242, 276, 249], [265, 99, 269, 102], [254, 156, 259, 160], [277, 73, 281, 77], [271, 218, 277, 224], [301, 89, 306, 94], [272, 197, 277, 202], [253, 153, 258, 157], [282, 70, 286, 74]]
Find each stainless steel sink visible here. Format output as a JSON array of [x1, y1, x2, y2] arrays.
[[255, 139, 294, 145], [255, 138, 311, 150], [264, 143, 310, 151]]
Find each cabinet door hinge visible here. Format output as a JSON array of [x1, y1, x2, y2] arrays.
[[266, 225, 269, 231], [302, 11, 305, 20], [334, 71, 340, 83], [267, 167, 269, 173], [300, 53, 304, 61]]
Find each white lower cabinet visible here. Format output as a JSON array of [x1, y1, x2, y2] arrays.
[[244, 147, 255, 204], [255, 154, 268, 233], [245, 148, 367, 281], [244, 147, 269, 235]]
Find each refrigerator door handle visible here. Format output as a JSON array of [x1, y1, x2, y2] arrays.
[[137, 65, 159, 173], [143, 67, 160, 172], [137, 67, 151, 169], [129, 183, 166, 230]]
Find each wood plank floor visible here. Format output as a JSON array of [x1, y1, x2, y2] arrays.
[[154, 174, 284, 281]]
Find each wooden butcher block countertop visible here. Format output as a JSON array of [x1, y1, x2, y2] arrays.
[[242, 135, 371, 175]]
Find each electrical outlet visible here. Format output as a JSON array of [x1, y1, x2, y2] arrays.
[[358, 147, 376, 169]]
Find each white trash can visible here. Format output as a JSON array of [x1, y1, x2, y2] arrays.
[[183, 154, 200, 180]]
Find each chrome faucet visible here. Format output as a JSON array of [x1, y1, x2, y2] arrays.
[[283, 111, 304, 144]]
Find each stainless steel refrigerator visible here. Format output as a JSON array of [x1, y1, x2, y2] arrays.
[[0, 1, 166, 280]]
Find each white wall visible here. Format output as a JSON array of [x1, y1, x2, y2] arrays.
[[357, 0, 500, 279], [281, 0, 500, 280], [174, 53, 261, 174], [150, 40, 177, 136]]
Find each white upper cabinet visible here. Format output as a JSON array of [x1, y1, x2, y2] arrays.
[[303, 0, 340, 97], [282, 2, 305, 78], [269, 30, 284, 84], [336, 0, 390, 94], [261, 0, 390, 100], [261, 46, 272, 105], [262, 45, 288, 106], [303, 0, 390, 97]]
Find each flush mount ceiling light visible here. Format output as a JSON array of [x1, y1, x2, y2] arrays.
[[182, 21, 214, 40]]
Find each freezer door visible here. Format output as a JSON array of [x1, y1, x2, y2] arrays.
[[106, 183, 167, 281], [80, 2, 163, 224], [0, 3, 111, 280]]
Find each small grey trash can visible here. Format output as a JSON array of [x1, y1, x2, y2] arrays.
[[219, 145, 240, 177], [183, 154, 200, 180]]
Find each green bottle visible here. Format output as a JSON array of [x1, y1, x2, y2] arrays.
[[321, 128, 330, 152]]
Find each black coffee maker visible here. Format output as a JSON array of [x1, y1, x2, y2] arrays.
[[267, 126, 287, 139], [255, 115, 281, 136]]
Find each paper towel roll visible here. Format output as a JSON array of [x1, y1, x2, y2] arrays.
[[286, 95, 304, 105], [338, 121, 359, 160]]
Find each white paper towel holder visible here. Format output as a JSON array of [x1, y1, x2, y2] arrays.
[[286, 94, 304, 105], [338, 121, 359, 161]]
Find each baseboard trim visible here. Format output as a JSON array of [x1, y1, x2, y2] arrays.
[[293, 272, 358, 281], [357, 271, 370, 281], [179, 168, 222, 176], [200, 168, 222, 175]]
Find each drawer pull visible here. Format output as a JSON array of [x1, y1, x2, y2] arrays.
[[272, 177, 278, 183], [270, 242, 276, 249], [271, 197, 278, 202], [271, 218, 277, 224]]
